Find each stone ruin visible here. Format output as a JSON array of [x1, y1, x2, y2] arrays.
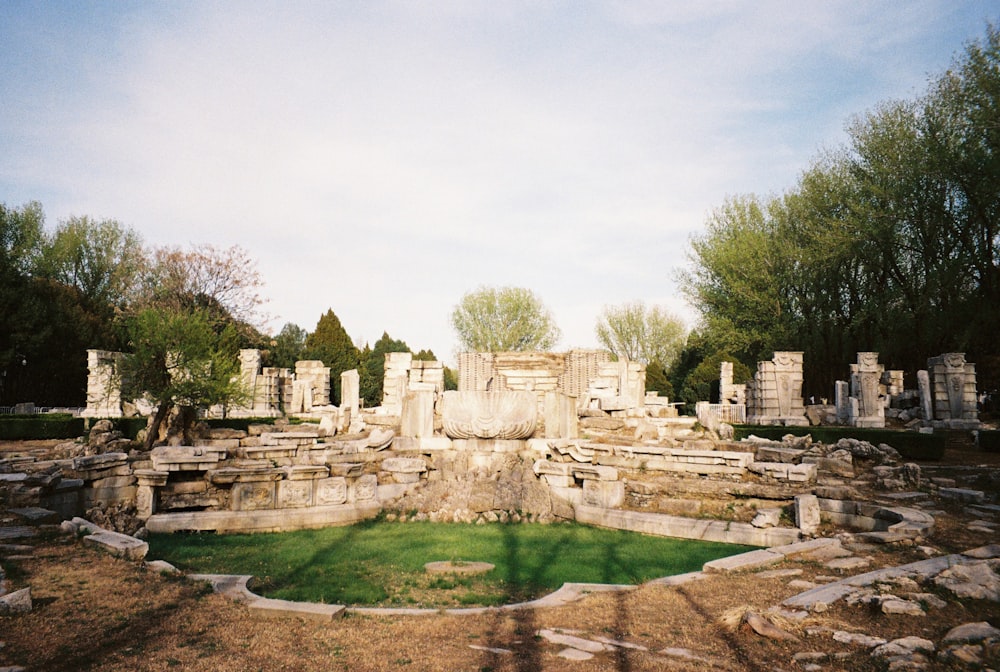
[[715, 350, 981, 431], [5, 344, 987, 556], [746, 351, 809, 426], [921, 352, 981, 429]]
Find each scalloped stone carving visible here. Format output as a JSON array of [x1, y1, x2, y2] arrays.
[[441, 391, 537, 440]]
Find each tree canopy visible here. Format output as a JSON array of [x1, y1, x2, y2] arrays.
[[451, 286, 561, 352], [304, 309, 359, 404], [681, 24, 1000, 396], [595, 301, 687, 368]]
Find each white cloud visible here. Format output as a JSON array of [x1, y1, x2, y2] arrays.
[[1, 1, 995, 364]]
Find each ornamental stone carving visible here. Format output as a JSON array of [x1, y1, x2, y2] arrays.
[[440, 391, 538, 440]]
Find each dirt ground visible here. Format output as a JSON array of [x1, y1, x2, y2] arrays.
[[3, 437, 1000, 671]]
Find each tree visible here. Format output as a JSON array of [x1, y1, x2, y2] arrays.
[[680, 23, 1000, 395], [303, 309, 359, 404], [35, 216, 145, 310], [451, 286, 561, 352], [141, 244, 267, 328], [595, 301, 687, 368], [268, 322, 308, 370], [118, 306, 246, 450], [358, 332, 410, 406]]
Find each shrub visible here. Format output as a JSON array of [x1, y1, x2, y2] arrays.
[[0, 414, 85, 440], [979, 430, 1000, 453]]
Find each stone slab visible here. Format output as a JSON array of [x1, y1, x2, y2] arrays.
[[247, 597, 345, 621], [82, 530, 149, 560], [145, 502, 381, 534]]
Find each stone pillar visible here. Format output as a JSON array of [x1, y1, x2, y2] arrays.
[[926, 353, 980, 428], [849, 352, 885, 428], [82, 349, 124, 418], [795, 494, 821, 535], [544, 391, 578, 439], [747, 352, 807, 426], [382, 352, 413, 414], [834, 380, 850, 425], [917, 370, 933, 421], [401, 388, 435, 439], [341, 368, 359, 417]]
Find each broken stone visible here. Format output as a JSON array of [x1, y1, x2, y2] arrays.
[[0, 587, 31, 615], [942, 621, 1000, 643], [742, 611, 799, 642], [934, 562, 1000, 601]]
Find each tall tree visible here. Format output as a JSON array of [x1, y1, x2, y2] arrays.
[[268, 322, 308, 370], [594, 301, 687, 368], [359, 332, 410, 406], [451, 286, 561, 352], [303, 309, 359, 404], [36, 216, 145, 310]]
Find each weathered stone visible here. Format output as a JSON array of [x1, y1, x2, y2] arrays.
[[872, 636, 935, 659], [751, 508, 782, 528], [879, 598, 925, 616], [0, 587, 32, 615], [82, 529, 149, 560], [536, 629, 607, 653], [942, 621, 1000, 643], [795, 494, 821, 534], [934, 562, 1000, 601]]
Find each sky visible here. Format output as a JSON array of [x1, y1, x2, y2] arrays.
[[1, 1, 996, 366]]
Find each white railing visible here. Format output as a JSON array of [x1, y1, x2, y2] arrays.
[[696, 402, 747, 425]]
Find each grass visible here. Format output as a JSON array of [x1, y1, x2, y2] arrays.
[[148, 519, 757, 607]]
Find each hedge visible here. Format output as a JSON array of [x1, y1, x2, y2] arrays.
[[979, 430, 1000, 453], [730, 424, 946, 461], [104, 416, 280, 439], [0, 414, 85, 440]]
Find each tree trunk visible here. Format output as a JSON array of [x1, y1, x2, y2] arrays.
[[144, 402, 172, 452]]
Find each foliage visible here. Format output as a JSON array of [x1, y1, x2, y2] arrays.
[[148, 521, 757, 607], [267, 322, 308, 370], [303, 309, 359, 405], [0, 413, 84, 440], [451, 286, 561, 352], [0, 200, 44, 277], [595, 300, 687, 368], [35, 215, 145, 309], [443, 365, 458, 391], [683, 24, 1000, 395], [359, 332, 410, 406], [644, 359, 673, 397], [141, 244, 267, 331], [118, 306, 247, 449]]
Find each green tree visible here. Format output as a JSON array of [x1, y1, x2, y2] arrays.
[[595, 301, 687, 368], [119, 306, 246, 450], [268, 322, 308, 370], [359, 332, 410, 406], [36, 216, 145, 309], [451, 286, 561, 352], [303, 309, 359, 405]]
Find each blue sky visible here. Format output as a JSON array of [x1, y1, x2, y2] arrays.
[[1, 1, 996, 364]]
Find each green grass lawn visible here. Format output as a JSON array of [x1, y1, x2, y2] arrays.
[[148, 520, 757, 608]]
